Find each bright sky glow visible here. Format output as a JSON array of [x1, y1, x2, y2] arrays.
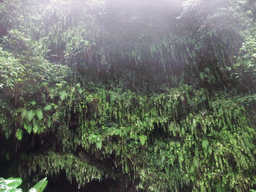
[[105, 0, 184, 8]]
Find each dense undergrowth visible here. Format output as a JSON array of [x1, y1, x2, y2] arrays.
[[1, 0, 256, 191]]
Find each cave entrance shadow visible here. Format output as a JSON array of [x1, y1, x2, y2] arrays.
[[44, 171, 136, 192]]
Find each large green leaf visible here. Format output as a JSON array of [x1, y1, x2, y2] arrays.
[[139, 135, 147, 146], [21, 109, 27, 119], [29, 178, 48, 192], [27, 110, 35, 122], [24, 123, 32, 134], [15, 129, 23, 140], [33, 123, 39, 133], [36, 109, 43, 121], [0, 178, 22, 191], [44, 104, 52, 111]]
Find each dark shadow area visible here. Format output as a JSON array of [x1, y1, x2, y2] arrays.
[[44, 171, 78, 192], [44, 170, 137, 192]]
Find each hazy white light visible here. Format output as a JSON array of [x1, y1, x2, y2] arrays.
[[106, 0, 184, 8]]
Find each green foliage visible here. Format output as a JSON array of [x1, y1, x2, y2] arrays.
[[232, 25, 256, 93], [1, 0, 256, 192], [0, 177, 47, 192], [0, 47, 24, 89], [0, 27, 71, 139], [22, 152, 104, 186], [13, 83, 256, 191], [15, 129, 23, 141], [28, 178, 48, 192]]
